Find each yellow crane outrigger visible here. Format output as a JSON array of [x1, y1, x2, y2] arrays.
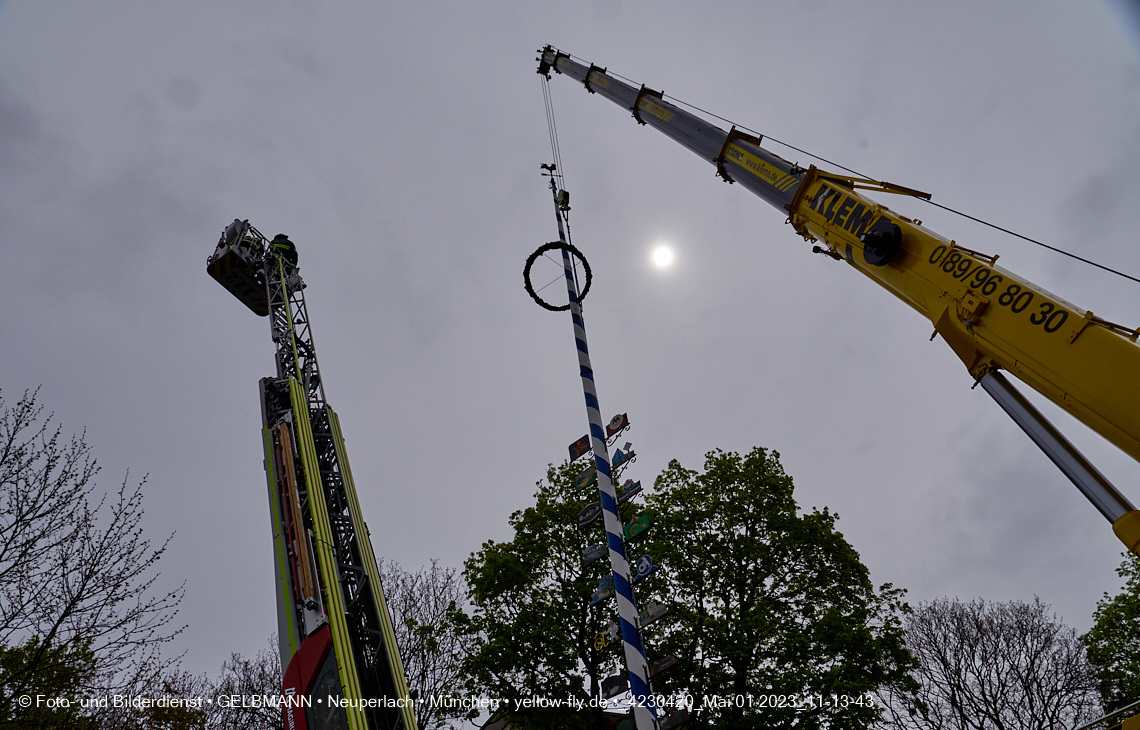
[[538, 46, 1140, 555]]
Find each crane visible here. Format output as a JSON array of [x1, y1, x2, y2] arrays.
[[207, 220, 418, 730], [536, 46, 1140, 557]]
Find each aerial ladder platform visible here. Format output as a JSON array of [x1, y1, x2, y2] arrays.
[[208, 220, 418, 730], [537, 46, 1140, 556]]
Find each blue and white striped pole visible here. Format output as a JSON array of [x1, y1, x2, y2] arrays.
[[550, 190, 657, 730]]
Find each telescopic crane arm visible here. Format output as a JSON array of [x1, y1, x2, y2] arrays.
[[538, 46, 1140, 554]]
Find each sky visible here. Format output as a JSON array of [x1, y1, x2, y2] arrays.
[[2, 1, 1140, 680]]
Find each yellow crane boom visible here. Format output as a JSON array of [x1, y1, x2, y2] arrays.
[[537, 46, 1140, 554]]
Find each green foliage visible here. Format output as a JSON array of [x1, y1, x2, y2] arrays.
[[638, 448, 917, 729], [0, 636, 96, 730], [134, 674, 210, 730], [462, 448, 915, 730], [1084, 553, 1140, 712], [461, 461, 628, 729]]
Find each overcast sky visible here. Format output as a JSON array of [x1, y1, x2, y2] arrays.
[[2, 0, 1139, 679]]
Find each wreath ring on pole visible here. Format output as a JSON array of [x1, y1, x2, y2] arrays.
[[523, 241, 593, 312]]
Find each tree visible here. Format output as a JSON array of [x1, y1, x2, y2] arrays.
[[98, 637, 279, 730], [638, 448, 916, 729], [461, 448, 914, 729], [120, 634, 281, 730], [0, 388, 184, 723], [380, 559, 474, 729], [0, 637, 96, 729], [883, 597, 1100, 730], [460, 461, 626, 729], [1084, 553, 1140, 713], [207, 635, 282, 730], [113, 670, 212, 730]]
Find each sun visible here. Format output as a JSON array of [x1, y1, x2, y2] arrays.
[[652, 245, 674, 268]]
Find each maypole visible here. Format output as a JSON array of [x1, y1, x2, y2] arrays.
[[524, 163, 658, 729]]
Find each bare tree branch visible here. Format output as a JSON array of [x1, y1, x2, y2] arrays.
[[207, 634, 282, 730], [380, 559, 473, 729], [0, 388, 185, 720], [881, 597, 1100, 730]]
